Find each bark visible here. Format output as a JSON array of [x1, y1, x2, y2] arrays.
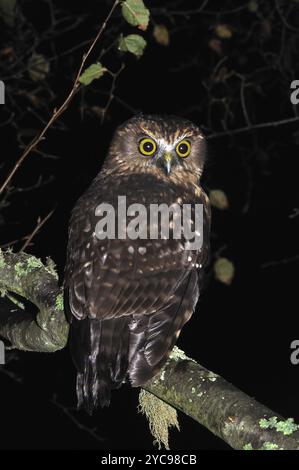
[[0, 249, 298, 450], [144, 349, 299, 450], [0, 249, 68, 351]]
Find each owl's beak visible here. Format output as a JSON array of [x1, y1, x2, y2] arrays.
[[162, 152, 174, 176]]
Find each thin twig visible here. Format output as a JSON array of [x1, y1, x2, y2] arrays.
[[101, 63, 125, 124], [261, 254, 299, 269], [207, 116, 299, 139], [0, 0, 120, 196], [20, 208, 55, 252], [51, 395, 104, 443]]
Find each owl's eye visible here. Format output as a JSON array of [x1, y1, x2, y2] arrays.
[[176, 140, 191, 158], [139, 138, 157, 156]]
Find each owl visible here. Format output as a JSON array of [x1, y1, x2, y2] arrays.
[[64, 115, 211, 412]]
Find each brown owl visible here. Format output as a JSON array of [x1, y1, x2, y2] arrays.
[[64, 115, 211, 412]]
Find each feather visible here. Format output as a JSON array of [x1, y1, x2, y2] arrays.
[[69, 313, 130, 411]]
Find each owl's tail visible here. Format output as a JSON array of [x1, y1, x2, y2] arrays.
[[69, 315, 130, 413]]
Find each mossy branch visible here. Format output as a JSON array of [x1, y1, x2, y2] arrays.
[[0, 249, 68, 351], [0, 250, 298, 449], [145, 348, 299, 450]]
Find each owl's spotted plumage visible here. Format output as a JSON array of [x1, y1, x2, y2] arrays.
[[64, 115, 211, 412]]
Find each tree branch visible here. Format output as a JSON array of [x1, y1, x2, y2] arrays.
[[0, 250, 298, 449], [145, 348, 299, 450], [0, 250, 68, 351]]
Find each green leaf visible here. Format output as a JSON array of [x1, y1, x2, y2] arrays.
[[118, 34, 147, 58], [28, 53, 50, 82], [214, 258, 235, 285], [0, 0, 17, 26], [248, 0, 258, 12], [121, 0, 150, 30], [79, 63, 107, 86]]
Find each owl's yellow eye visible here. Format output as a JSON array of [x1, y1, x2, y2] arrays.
[[139, 138, 157, 156], [176, 140, 191, 158]]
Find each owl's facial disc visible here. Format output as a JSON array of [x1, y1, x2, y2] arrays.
[[137, 128, 194, 176]]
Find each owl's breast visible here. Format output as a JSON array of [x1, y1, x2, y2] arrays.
[[66, 172, 207, 319]]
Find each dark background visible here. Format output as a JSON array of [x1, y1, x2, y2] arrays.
[[0, 0, 299, 450]]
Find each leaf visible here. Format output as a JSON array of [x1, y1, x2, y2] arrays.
[[248, 0, 258, 12], [153, 24, 169, 46], [0, 0, 16, 26], [214, 258, 235, 285], [79, 63, 107, 86], [215, 24, 233, 39], [118, 34, 147, 58], [28, 53, 50, 82], [210, 189, 229, 210], [121, 0, 150, 30]]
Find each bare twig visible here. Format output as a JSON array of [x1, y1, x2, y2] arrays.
[[101, 63, 126, 124], [51, 395, 104, 443], [20, 208, 55, 252], [207, 116, 299, 139], [261, 254, 299, 269], [0, 0, 120, 195]]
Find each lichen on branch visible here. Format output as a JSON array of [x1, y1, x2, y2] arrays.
[[0, 249, 68, 351]]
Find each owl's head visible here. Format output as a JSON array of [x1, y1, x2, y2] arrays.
[[107, 115, 206, 182]]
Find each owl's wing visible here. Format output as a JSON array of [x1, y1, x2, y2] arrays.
[[128, 190, 211, 386]]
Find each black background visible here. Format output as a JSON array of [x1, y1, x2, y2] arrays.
[[0, 0, 299, 450]]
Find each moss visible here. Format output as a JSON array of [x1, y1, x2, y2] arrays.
[[260, 442, 279, 450], [46, 257, 59, 280], [14, 262, 27, 277], [0, 249, 5, 268], [14, 257, 43, 277], [0, 287, 7, 297], [55, 293, 64, 311], [26, 257, 43, 270], [259, 417, 278, 429], [138, 389, 180, 450], [275, 418, 298, 435], [259, 417, 298, 436], [243, 443, 253, 450], [169, 346, 190, 362], [207, 371, 218, 382]]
